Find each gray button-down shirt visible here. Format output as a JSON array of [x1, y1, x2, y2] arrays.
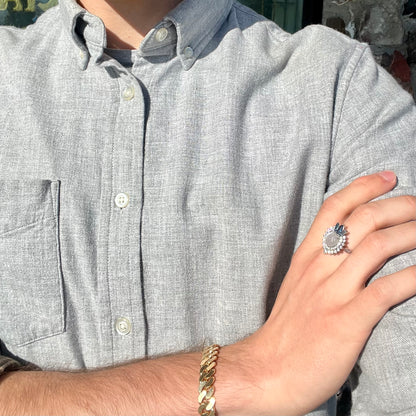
[[0, 0, 415, 414]]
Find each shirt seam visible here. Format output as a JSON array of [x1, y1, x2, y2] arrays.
[[233, 1, 289, 47], [0, 216, 55, 238], [331, 43, 368, 153], [233, 1, 268, 20]]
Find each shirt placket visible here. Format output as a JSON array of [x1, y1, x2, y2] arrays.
[[104, 63, 148, 363]]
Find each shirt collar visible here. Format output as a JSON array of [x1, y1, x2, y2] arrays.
[[59, 0, 107, 70], [59, 0, 234, 71]]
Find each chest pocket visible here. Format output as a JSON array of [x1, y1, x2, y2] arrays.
[[0, 180, 64, 347]]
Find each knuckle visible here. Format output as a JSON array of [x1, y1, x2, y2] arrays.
[[321, 193, 343, 214], [369, 279, 393, 307], [351, 204, 376, 229], [365, 232, 388, 254], [350, 175, 376, 193], [352, 175, 371, 188], [402, 195, 416, 215]]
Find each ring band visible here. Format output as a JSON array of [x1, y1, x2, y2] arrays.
[[323, 223, 351, 255]]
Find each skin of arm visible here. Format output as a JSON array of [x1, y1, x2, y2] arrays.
[[0, 172, 415, 416], [0, 343, 259, 416]]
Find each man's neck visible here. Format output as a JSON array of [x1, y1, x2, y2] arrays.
[[77, 0, 183, 49]]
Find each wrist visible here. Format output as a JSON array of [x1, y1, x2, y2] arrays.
[[214, 339, 266, 416]]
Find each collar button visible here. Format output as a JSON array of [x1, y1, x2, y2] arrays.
[[155, 27, 169, 42], [183, 46, 194, 59]]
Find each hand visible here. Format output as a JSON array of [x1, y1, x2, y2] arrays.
[[243, 171, 416, 416], [1, 172, 414, 416]]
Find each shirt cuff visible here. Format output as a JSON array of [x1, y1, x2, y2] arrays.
[[0, 355, 39, 376]]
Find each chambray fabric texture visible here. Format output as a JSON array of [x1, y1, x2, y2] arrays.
[[0, 0, 415, 414]]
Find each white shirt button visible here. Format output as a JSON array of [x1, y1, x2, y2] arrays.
[[122, 86, 135, 101], [183, 46, 194, 59], [115, 317, 132, 335], [155, 27, 169, 42], [114, 192, 129, 208]]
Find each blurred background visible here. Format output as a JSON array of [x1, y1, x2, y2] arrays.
[[243, 0, 416, 99], [0, 0, 57, 27]]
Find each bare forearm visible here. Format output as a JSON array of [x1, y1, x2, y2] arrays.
[[0, 343, 260, 416]]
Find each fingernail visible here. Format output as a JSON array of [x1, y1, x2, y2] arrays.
[[379, 171, 397, 183]]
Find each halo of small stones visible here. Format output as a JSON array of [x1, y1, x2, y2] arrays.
[[322, 226, 347, 255]]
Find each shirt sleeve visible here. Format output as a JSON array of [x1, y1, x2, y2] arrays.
[[0, 355, 24, 375], [327, 44, 416, 415], [0, 354, 40, 375]]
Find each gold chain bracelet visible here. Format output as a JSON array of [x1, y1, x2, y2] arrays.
[[198, 344, 220, 416]]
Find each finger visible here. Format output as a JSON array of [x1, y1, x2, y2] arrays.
[[297, 171, 397, 261], [344, 196, 416, 250], [301, 197, 416, 280], [344, 266, 416, 336], [331, 222, 416, 296]]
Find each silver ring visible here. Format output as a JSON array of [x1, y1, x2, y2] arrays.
[[322, 223, 351, 255]]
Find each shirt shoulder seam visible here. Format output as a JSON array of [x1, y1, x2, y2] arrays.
[[331, 42, 369, 152], [232, 1, 268, 19]]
